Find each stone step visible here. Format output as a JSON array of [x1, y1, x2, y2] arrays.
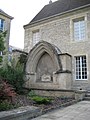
[[85, 94, 90, 97], [86, 91, 90, 93], [83, 91, 90, 100], [84, 97, 90, 101]]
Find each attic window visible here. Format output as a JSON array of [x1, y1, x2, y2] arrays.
[[32, 30, 40, 46]]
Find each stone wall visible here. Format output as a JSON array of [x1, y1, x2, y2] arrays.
[[24, 7, 90, 90], [0, 13, 12, 65], [0, 106, 41, 120], [12, 49, 28, 66], [33, 89, 75, 98], [25, 50, 72, 90]]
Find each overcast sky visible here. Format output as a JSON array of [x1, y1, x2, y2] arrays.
[[0, 0, 56, 49]]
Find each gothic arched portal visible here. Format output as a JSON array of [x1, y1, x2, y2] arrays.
[[25, 41, 72, 90], [25, 41, 62, 82]]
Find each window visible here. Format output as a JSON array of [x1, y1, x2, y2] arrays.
[[8, 55, 12, 62], [0, 19, 4, 31], [32, 31, 40, 46], [73, 17, 85, 41], [75, 56, 87, 80], [9, 46, 12, 53], [0, 51, 2, 56]]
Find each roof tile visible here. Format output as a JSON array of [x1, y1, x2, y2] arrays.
[[29, 0, 90, 24]]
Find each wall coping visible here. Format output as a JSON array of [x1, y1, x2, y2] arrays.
[[0, 106, 41, 120], [25, 88, 75, 92]]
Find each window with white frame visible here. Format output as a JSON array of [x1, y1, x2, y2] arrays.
[[73, 17, 85, 41], [75, 56, 87, 80], [0, 19, 4, 31], [32, 30, 40, 46]]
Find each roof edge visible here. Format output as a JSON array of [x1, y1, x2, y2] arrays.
[[12, 49, 28, 55], [0, 10, 14, 20], [23, 4, 90, 28]]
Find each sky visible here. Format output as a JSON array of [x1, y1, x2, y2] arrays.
[[0, 0, 56, 49]]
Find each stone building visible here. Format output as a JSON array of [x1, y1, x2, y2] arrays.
[[9, 45, 27, 64], [23, 0, 90, 92], [0, 9, 13, 64]]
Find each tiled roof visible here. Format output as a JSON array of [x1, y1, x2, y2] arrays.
[[26, 0, 90, 26], [0, 9, 13, 19]]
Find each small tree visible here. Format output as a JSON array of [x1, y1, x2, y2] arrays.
[[0, 31, 7, 62]]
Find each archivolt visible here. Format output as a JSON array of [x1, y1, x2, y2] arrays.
[[25, 41, 62, 74]]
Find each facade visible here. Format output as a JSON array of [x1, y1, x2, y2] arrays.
[[0, 9, 13, 64], [8, 45, 28, 67], [9, 45, 24, 62], [24, 0, 90, 91]]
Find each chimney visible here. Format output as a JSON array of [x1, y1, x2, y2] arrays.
[[49, 0, 52, 4]]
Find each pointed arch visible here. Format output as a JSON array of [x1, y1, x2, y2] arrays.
[[25, 41, 62, 74]]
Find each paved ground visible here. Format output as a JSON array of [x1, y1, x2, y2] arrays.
[[32, 101, 90, 120]]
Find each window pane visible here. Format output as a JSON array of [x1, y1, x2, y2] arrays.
[[0, 51, 2, 56], [0, 19, 4, 31], [75, 56, 87, 80], [73, 17, 85, 41], [33, 31, 40, 46], [8, 55, 12, 62]]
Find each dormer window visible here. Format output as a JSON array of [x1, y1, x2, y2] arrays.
[[73, 17, 85, 41], [0, 19, 4, 31]]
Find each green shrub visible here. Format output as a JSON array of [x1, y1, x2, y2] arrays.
[[31, 96, 52, 104], [27, 90, 36, 97], [0, 63, 25, 94], [0, 101, 17, 111]]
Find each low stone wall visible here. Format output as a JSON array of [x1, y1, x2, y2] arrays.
[[0, 106, 41, 120], [32, 89, 75, 98], [29, 88, 86, 100], [75, 90, 86, 101]]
